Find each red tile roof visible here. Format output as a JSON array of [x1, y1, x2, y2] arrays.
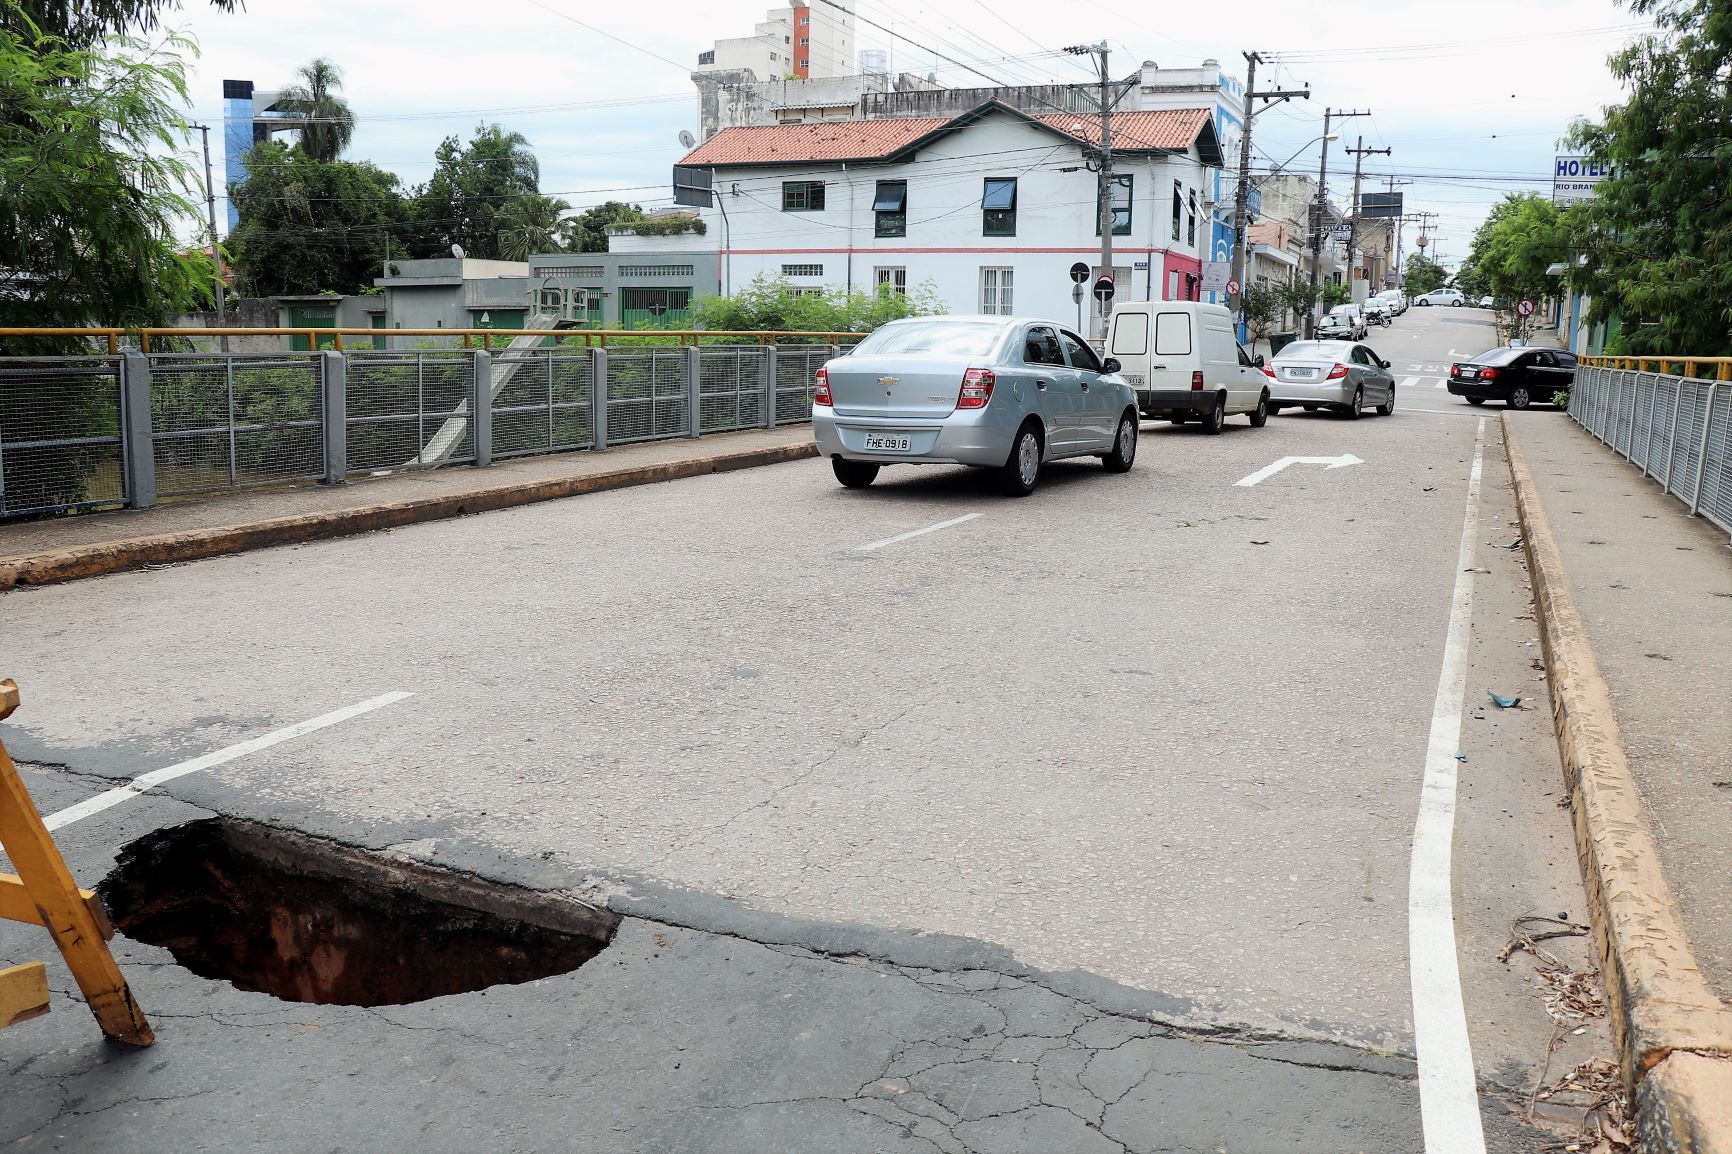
[[679, 118, 951, 166], [677, 102, 1220, 168]]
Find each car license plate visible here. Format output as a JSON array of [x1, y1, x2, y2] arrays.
[[1288, 367, 1317, 380], [1461, 369, 1478, 379], [863, 431, 911, 452], [1124, 373, 1145, 387]]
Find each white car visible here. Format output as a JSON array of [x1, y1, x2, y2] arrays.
[[1414, 289, 1465, 307], [1477, 295, 1495, 308], [1375, 291, 1407, 315], [1318, 304, 1367, 341]]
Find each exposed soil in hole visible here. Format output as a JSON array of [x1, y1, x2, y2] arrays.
[[98, 818, 617, 1007]]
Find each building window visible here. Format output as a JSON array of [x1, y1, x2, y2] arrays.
[[874, 266, 907, 294], [1096, 173, 1132, 237], [982, 178, 1017, 237], [800, 36, 810, 45], [873, 180, 907, 237], [698, 50, 715, 65], [788, 287, 824, 298], [800, 13, 809, 22], [797, 58, 807, 69], [1172, 180, 1182, 241], [781, 263, 824, 277], [980, 266, 1014, 314], [619, 264, 695, 277], [1187, 188, 1197, 247], [782, 181, 825, 211]]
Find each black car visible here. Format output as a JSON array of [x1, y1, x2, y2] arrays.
[[1447, 347, 1576, 409]]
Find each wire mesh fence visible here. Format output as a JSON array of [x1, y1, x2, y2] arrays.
[[345, 351, 476, 472], [147, 355, 325, 497], [1570, 364, 1732, 536], [0, 358, 127, 518], [698, 346, 767, 434], [491, 349, 594, 460], [605, 349, 688, 444], [774, 346, 830, 426]]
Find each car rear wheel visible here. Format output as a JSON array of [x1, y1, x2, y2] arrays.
[[1103, 411, 1137, 473], [1248, 391, 1269, 428], [1507, 386, 1532, 410], [1344, 387, 1364, 420], [1376, 386, 1396, 416], [1200, 394, 1226, 435], [999, 424, 1042, 497], [832, 459, 880, 488], [1466, 396, 1486, 406]]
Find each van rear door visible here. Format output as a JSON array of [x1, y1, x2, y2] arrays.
[[1145, 307, 1196, 405]]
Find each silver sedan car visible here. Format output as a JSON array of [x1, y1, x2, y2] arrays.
[[811, 316, 1140, 496], [1264, 339, 1397, 419]]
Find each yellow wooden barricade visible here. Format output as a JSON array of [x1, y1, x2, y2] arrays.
[[0, 678, 153, 1044]]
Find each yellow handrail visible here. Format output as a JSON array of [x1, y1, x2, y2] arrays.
[[0, 327, 867, 354], [1581, 355, 1732, 380]]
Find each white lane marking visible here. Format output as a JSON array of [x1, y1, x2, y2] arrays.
[[857, 512, 984, 552], [1401, 376, 1422, 390], [1409, 417, 1489, 1154], [1233, 454, 1362, 488], [43, 692, 415, 831], [1402, 408, 1481, 418]]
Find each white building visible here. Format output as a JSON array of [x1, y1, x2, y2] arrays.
[[694, 1, 856, 82], [671, 100, 1223, 327]]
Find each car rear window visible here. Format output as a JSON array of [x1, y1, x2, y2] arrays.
[[853, 321, 1005, 357], [1473, 347, 1525, 365], [1275, 341, 1345, 360]]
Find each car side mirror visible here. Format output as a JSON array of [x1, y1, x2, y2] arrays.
[[1102, 357, 1121, 374], [1380, 358, 1391, 369], [1253, 354, 1265, 367]]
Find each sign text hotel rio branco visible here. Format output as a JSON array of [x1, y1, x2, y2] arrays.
[[1553, 156, 1613, 206]]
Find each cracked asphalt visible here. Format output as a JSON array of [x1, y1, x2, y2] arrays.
[[1, 311, 1607, 1150]]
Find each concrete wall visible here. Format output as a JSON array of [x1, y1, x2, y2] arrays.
[[689, 110, 1215, 323], [172, 297, 284, 352]]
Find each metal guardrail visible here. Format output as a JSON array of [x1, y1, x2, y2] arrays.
[[1569, 361, 1732, 538], [1, 344, 842, 519], [0, 326, 865, 353]]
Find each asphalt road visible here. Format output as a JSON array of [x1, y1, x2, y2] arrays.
[[1, 307, 1608, 1152]]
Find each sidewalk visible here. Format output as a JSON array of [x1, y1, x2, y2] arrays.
[[1514, 412, 1732, 1005], [0, 428, 816, 588]]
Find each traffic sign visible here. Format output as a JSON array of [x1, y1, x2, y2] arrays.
[[1225, 278, 1241, 297], [1516, 298, 1536, 317], [1093, 276, 1115, 303], [1069, 262, 1090, 284]]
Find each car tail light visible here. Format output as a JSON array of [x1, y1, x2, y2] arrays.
[[1449, 363, 1459, 377], [956, 367, 995, 409], [1327, 363, 1349, 380], [1262, 365, 1277, 379], [1191, 370, 1204, 391], [812, 366, 833, 406], [1479, 367, 1500, 379]]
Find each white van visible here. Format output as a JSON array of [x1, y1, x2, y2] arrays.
[[1105, 301, 1270, 433]]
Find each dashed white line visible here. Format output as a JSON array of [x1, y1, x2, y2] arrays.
[[43, 692, 415, 831], [1408, 416, 1489, 1154], [857, 512, 984, 552]]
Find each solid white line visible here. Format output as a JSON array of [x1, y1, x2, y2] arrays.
[[43, 692, 415, 831], [857, 512, 984, 552], [1408, 416, 1489, 1154]]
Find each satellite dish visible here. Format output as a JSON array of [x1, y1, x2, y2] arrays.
[[450, 244, 465, 259], [678, 129, 697, 149]]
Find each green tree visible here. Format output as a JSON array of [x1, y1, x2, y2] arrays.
[[1567, 0, 1732, 355], [0, 5, 214, 349], [497, 193, 571, 261], [1240, 283, 1281, 342], [1461, 193, 1569, 307], [1277, 279, 1322, 330], [275, 57, 354, 163], [692, 274, 944, 335], [559, 200, 645, 253], [412, 123, 540, 260], [2, 0, 233, 43], [1402, 253, 1448, 295], [227, 141, 409, 296]]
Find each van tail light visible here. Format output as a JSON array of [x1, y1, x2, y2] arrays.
[[1190, 370, 1204, 391], [813, 366, 833, 406], [957, 367, 995, 409], [1478, 367, 1500, 379], [1326, 363, 1349, 380]]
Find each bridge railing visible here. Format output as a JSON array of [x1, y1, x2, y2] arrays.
[[1571, 357, 1732, 538], [0, 333, 856, 520]]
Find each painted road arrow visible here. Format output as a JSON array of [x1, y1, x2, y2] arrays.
[[1234, 453, 1363, 488]]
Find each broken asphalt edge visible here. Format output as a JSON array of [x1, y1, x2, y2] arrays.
[[0, 441, 820, 591], [1502, 413, 1732, 1153]]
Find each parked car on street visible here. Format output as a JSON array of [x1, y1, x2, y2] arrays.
[[1318, 304, 1367, 341], [1446, 347, 1577, 409], [812, 316, 1140, 496], [1477, 295, 1495, 308], [1373, 290, 1406, 316], [1264, 340, 1397, 419], [1414, 289, 1465, 307], [1105, 300, 1272, 433], [1363, 298, 1393, 326]]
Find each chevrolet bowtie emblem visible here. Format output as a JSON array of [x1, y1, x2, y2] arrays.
[[878, 376, 899, 387]]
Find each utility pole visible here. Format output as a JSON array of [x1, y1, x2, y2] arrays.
[[1344, 136, 1391, 298], [1227, 52, 1309, 335], [192, 124, 228, 347], [1383, 176, 1413, 286], [1305, 107, 1369, 337], [1064, 41, 1113, 337]]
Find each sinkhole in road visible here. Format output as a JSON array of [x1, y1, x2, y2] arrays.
[[97, 818, 618, 1007]]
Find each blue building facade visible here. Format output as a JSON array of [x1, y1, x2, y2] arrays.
[[1205, 67, 1248, 307], [222, 79, 290, 233]]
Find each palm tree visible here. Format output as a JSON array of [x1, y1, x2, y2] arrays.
[[276, 58, 354, 163], [498, 195, 572, 261]]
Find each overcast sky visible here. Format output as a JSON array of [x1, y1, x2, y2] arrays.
[[170, 0, 1649, 266]]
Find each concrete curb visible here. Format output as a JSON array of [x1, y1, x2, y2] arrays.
[[0, 441, 819, 592], [1502, 413, 1732, 1152]]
